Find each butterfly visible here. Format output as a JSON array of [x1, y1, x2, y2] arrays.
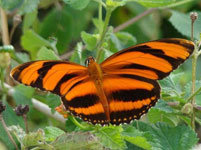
[[11, 38, 194, 125]]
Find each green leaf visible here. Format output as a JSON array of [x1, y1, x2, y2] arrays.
[[169, 10, 201, 40], [52, 132, 103, 149], [184, 80, 201, 105], [63, 0, 90, 10], [39, 7, 73, 53], [95, 126, 126, 150], [103, 48, 114, 59], [44, 93, 60, 113], [122, 126, 152, 150], [160, 73, 186, 102], [0, 101, 24, 149], [92, 18, 104, 33], [134, 122, 198, 150], [127, 0, 184, 7], [37, 46, 60, 60], [15, 52, 30, 63], [65, 118, 79, 132], [14, 84, 35, 99], [13, 84, 34, 106], [0, 0, 23, 11], [148, 108, 179, 126], [106, 0, 126, 9], [110, 32, 137, 52], [153, 100, 174, 113], [18, 0, 40, 14], [44, 126, 65, 142], [148, 100, 180, 126], [70, 42, 83, 64], [22, 10, 38, 32], [22, 129, 53, 149], [81, 31, 97, 51], [21, 30, 52, 60], [115, 32, 137, 48], [0, 0, 39, 13]]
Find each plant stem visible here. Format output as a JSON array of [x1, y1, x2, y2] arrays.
[[187, 85, 201, 102], [114, 8, 157, 33], [190, 44, 198, 130], [23, 115, 29, 134], [96, 8, 112, 62], [98, 2, 103, 34], [0, 8, 10, 45], [0, 68, 6, 93], [68, 116, 89, 130], [0, 114, 19, 150]]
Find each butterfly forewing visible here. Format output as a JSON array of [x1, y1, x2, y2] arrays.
[[101, 38, 194, 80], [11, 60, 88, 95]]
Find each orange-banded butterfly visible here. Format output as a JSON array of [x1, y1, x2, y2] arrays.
[[10, 38, 194, 125]]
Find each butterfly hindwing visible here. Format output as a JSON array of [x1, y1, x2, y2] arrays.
[[102, 74, 160, 125], [61, 79, 108, 125]]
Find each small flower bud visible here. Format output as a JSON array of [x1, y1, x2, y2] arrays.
[[14, 105, 29, 116], [13, 14, 21, 26], [181, 103, 193, 115], [190, 12, 198, 23], [0, 101, 6, 114]]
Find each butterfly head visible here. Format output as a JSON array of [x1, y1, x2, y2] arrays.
[[85, 56, 95, 66]]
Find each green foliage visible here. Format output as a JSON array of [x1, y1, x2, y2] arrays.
[[169, 10, 201, 40], [110, 32, 137, 52], [22, 10, 38, 32], [127, 0, 187, 7], [0, 102, 24, 149], [37, 47, 60, 60], [0, 0, 23, 11], [13, 84, 34, 106], [39, 7, 73, 53], [17, 0, 40, 15], [0, 0, 200, 149], [52, 131, 104, 150], [0, 0, 39, 14], [63, 0, 90, 10], [44, 93, 61, 113], [81, 31, 98, 51], [94, 126, 126, 150], [122, 126, 152, 150], [21, 30, 53, 59], [133, 122, 198, 150], [44, 126, 65, 142]]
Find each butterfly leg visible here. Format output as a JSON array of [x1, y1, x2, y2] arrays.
[[55, 104, 68, 118]]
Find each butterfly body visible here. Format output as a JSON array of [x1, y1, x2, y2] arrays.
[[11, 38, 194, 125], [87, 56, 110, 123]]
